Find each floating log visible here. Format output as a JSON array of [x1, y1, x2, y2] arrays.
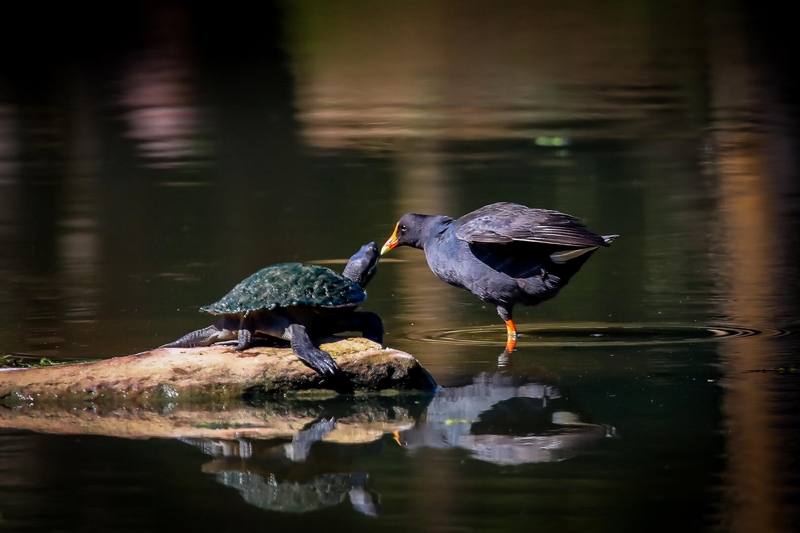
[[0, 337, 437, 408]]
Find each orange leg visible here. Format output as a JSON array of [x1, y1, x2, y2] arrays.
[[505, 319, 517, 352]]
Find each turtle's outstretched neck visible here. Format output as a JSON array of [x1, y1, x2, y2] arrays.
[[342, 242, 379, 287]]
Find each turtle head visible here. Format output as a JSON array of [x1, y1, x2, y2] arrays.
[[342, 242, 380, 287]]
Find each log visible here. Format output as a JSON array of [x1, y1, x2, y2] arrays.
[[0, 337, 437, 408]]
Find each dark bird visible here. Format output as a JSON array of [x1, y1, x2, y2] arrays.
[[380, 202, 617, 352]]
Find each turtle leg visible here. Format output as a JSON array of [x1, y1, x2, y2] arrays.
[[232, 314, 257, 351], [161, 325, 237, 348], [286, 323, 340, 375], [337, 311, 384, 344], [288, 418, 336, 461], [235, 327, 253, 351]]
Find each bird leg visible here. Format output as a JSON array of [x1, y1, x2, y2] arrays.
[[496, 305, 517, 352], [504, 319, 518, 352]]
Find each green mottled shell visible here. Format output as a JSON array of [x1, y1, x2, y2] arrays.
[[200, 263, 366, 315]]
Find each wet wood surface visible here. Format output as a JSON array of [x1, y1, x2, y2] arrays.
[[0, 337, 437, 408]]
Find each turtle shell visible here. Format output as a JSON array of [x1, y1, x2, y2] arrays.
[[200, 263, 366, 315]]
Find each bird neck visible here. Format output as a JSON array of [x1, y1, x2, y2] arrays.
[[419, 216, 454, 251]]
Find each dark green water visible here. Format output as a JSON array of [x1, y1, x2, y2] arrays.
[[1, 1, 799, 531]]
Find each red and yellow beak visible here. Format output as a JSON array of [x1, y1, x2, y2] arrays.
[[380, 223, 400, 255]]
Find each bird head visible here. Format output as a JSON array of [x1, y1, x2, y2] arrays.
[[381, 213, 448, 254]]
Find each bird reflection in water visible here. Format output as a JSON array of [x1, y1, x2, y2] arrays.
[[394, 372, 615, 465]]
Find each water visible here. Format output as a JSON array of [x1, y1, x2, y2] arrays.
[[1, 1, 799, 531]]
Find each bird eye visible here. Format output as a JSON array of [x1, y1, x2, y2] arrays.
[[400, 224, 407, 233]]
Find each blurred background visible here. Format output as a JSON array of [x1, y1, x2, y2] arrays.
[[1, 1, 798, 531]]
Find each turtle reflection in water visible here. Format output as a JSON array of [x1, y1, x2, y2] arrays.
[[216, 471, 380, 517], [161, 243, 382, 376]]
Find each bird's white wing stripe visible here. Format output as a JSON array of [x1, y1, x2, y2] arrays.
[[549, 246, 599, 264]]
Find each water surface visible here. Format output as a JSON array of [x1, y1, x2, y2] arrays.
[[1, 1, 799, 531]]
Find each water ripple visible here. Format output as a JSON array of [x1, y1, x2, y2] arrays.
[[404, 323, 794, 348]]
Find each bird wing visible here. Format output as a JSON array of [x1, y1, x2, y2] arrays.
[[455, 202, 607, 248]]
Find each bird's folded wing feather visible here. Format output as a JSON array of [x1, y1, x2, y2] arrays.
[[455, 205, 606, 247]]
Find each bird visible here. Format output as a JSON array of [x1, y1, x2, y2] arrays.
[[380, 202, 617, 352]]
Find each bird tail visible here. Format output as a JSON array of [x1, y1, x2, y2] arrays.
[[602, 235, 619, 245]]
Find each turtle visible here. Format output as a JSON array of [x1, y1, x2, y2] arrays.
[[161, 242, 383, 376]]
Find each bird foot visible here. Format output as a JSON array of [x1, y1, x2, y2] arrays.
[[504, 336, 517, 353]]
